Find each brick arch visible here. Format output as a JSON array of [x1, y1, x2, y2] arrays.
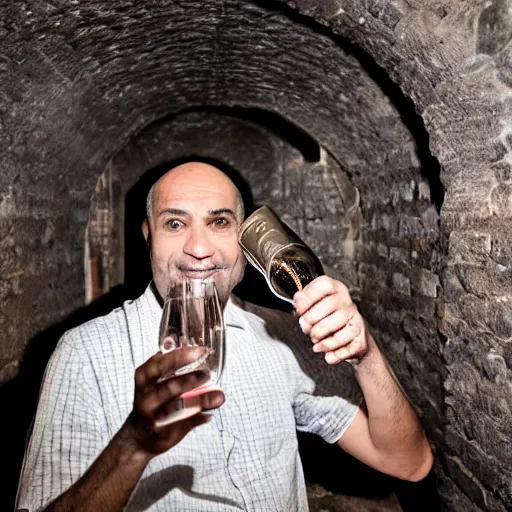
[[0, 1, 510, 510]]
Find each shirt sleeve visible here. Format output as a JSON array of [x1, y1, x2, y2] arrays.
[[292, 379, 362, 444], [266, 309, 363, 444], [16, 330, 109, 512]]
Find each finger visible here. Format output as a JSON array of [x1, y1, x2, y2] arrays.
[[168, 412, 213, 434], [200, 389, 225, 411], [308, 309, 351, 343], [312, 319, 362, 353], [150, 412, 211, 452], [324, 335, 367, 364], [180, 385, 225, 410], [294, 276, 351, 316], [158, 360, 211, 384], [154, 403, 203, 428], [137, 370, 211, 416], [301, 299, 353, 338], [153, 400, 218, 430], [294, 276, 336, 315], [135, 346, 208, 388], [298, 294, 340, 335], [188, 412, 213, 428]]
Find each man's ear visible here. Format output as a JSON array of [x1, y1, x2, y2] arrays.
[[142, 219, 150, 245]]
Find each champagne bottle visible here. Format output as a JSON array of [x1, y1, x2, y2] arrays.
[[238, 206, 324, 304], [270, 247, 323, 301]]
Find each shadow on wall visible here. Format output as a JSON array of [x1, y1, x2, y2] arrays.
[[0, 286, 132, 510], [299, 432, 441, 512]]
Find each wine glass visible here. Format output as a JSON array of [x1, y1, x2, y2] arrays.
[[156, 279, 225, 426]]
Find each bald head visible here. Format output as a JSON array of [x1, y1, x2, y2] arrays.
[[142, 161, 247, 302], [146, 162, 245, 225]]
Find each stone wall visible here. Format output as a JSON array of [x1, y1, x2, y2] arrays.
[[0, 0, 511, 510]]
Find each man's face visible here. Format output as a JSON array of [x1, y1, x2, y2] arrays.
[[144, 163, 246, 305]]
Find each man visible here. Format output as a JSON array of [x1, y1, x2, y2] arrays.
[[17, 161, 433, 511]]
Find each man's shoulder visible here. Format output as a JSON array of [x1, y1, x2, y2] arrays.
[[67, 301, 127, 339], [230, 295, 301, 342], [231, 295, 293, 323], [60, 289, 153, 350]]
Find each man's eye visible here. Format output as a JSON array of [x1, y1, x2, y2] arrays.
[[167, 219, 183, 230], [213, 217, 229, 227]]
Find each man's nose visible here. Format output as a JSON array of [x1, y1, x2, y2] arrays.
[[183, 227, 215, 260]]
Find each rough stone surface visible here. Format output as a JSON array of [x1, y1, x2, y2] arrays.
[[0, 0, 511, 511], [307, 483, 402, 512]]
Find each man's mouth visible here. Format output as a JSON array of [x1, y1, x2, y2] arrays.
[[179, 268, 220, 279]]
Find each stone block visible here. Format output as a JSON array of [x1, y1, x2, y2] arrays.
[[366, 0, 407, 29], [377, 243, 388, 259], [444, 456, 504, 511], [391, 272, 411, 295], [0, 360, 20, 384], [359, 240, 385, 264], [448, 231, 491, 266], [359, 262, 388, 289], [418, 180, 431, 201], [443, 429, 487, 481], [484, 350, 510, 385], [441, 267, 466, 303], [456, 294, 512, 339], [328, 260, 360, 292], [477, 0, 512, 56], [489, 184, 512, 218], [491, 231, 512, 266], [419, 394, 446, 432], [437, 472, 483, 512], [379, 213, 394, 232], [398, 215, 423, 238], [491, 161, 511, 183], [402, 313, 443, 360], [421, 205, 440, 240], [0, 185, 16, 218], [384, 309, 404, 324], [306, 482, 402, 512], [442, 331, 512, 407], [441, 174, 497, 230], [389, 246, 409, 264], [445, 371, 512, 467], [414, 268, 440, 297], [400, 179, 415, 201], [367, 213, 399, 241], [401, 363, 444, 412], [456, 264, 512, 298], [363, 308, 403, 338]]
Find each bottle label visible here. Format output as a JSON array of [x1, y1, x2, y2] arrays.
[[238, 206, 322, 303]]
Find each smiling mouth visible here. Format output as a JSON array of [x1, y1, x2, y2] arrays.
[[180, 268, 220, 279]]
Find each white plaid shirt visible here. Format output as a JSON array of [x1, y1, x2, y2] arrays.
[[16, 285, 361, 511]]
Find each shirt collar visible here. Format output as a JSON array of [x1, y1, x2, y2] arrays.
[[145, 281, 163, 320], [225, 295, 246, 330]]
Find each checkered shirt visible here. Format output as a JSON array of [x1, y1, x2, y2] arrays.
[[16, 284, 361, 511]]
